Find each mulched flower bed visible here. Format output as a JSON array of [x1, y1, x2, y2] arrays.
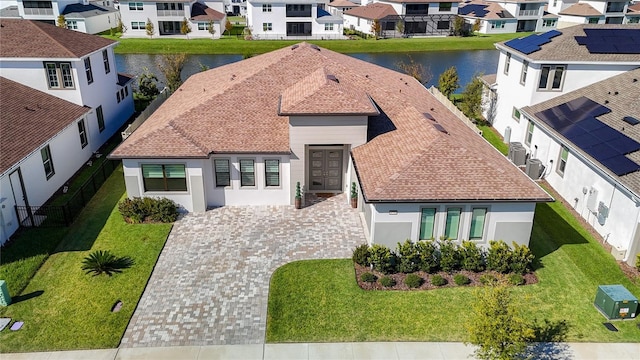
[[354, 263, 538, 291]]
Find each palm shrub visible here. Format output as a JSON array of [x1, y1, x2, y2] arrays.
[[397, 240, 420, 273], [460, 240, 485, 272], [352, 244, 370, 266], [486, 240, 512, 273], [369, 244, 396, 274], [81, 250, 134, 276], [416, 240, 439, 273], [439, 239, 461, 273], [510, 243, 534, 274]]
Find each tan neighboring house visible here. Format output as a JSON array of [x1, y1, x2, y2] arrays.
[[627, 2, 640, 23], [109, 42, 552, 248]]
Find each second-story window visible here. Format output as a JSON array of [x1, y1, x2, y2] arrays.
[[102, 50, 110, 74], [44, 62, 74, 89], [129, 2, 143, 10], [538, 65, 565, 91], [504, 52, 511, 74], [439, 2, 452, 11], [262, 4, 271, 12], [84, 57, 93, 85], [520, 60, 528, 85]]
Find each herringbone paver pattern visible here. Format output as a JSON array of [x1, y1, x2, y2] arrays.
[[120, 194, 365, 347]]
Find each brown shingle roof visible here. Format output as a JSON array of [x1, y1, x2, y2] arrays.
[[111, 43, 550, 203], [0, 77, 91, 174], [497, 24, 640, 63], [343, 3, 397, 20], [191, 2, 225, 21], [520, 68, 640, 196], [0, 19, 115, 58], [328, 0, 359, 8], [558, 3, 602, 16]]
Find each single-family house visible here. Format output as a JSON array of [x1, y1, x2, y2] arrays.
[[519, 69, 640, 266], [626, 2, 640, 23], [224, 0, 247, 15], [117, 0, 226, 38], [546, 0, 629, 28], [246, 0, 344, 39], [327, 0, 358, 17], [4, 0, 119, 34], [109, 42, 552, 249], [458, 0, 558, 34]]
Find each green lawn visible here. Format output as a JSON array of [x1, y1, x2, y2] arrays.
[[478, 124, 508, 155], [0, 167, 172, 352], [106, 33, 531, 55], [266, 200, 640, 343]]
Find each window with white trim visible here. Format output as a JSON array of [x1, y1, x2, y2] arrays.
[[263, 22, 272, 31], [504, 52, 511, 75], [512, 107, 521, 122], [102, 49, 110, 74], [44, 62, 74, 89], [142, 164, 187, 191], [469, 208, 487, 240], [131, 21, 145, 29], [41, 145, 55, 179], [84, 57, 93, 84], [538, 65, 565, 91], [262, 4, 271, 12], [66, 20, 78, 29], [214, 159, 231, 187], [129, 2, 143, 10], [439, 2, 452, 11], [96, 105, 105, 132], [444, 207, 462, 240], [265, 159, 280, 187], [491, 20, 505, 29], [557, 145, 569, 176], [520, 60, 528, 85], [543, 19, 556, 27], [78, 119, 88, 148], [419, 208, 436, 240], [324, 23, 333, 31], [240, 159, 255, 187], [525, 119, 534, 146]]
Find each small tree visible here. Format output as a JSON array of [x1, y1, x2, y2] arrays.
[[466, 285, 534, 360], [395, 20, 404, 37], [371, 19, 381, 39], [145, 18, 155, 38], [225, 19, 233, 36], [57, 14, 67, 28], [208, 20, 216, 39], [136, 67, 160, 100], [453, 16, 467, 36], [438, 66, 460, 100], [459, 75, 484, 121], [396, 56, 432, 85], [116, 17, 125, 34], [180, 17, 192, 39], [158, 53, 187, 92]]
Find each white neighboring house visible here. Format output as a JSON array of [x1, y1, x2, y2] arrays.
[[3, 0, 119, 34], [628, 2, 640, 23], [246, 0, 344, 39], [224, 0, 246, 15], [458, 0, 558, 34], [327, 0, 358, 17], [546, 0, 629, 28], [117, 0, 225, 38], [0, 78, 93, 245], [519, 69, 640, 267], [109, 42, 552, 249]]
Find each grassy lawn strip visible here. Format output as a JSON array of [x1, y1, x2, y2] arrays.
[[0, 166, 172, 352], [266, 201, 640, 343], [106, 33, 530, 55], [478, 124, 508, 155]]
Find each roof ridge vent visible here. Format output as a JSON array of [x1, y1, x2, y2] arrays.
[[423, 112, 437, 122], [291, 44, 299, 50], [326, 74, 338, 83], [310, 44, 320, 51]]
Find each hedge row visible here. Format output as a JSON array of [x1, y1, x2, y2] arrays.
[[118, 197, 179, 223], [352, 239, 534, 275]]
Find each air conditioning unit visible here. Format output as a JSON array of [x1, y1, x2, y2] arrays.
[[508, 142, 526, 166], [525, 158, 543, 179]]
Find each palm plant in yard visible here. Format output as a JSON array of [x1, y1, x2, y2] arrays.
[[82, 250, 134, 276]]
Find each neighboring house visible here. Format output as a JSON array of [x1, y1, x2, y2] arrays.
[[3, 0, 119, 34], [519, 69, 640, 266], [0, 78, 93, 245], [109, 42, 552, 249], [458, 0, 558, 34], [224, 0, 247, 15], [327, 0, 358, 17], [626, 2, 640, 23], [546, 0, 629, 28], [246, 0, 344, 39], [117, 0, 226, 38], [344, 0, 458, 37]]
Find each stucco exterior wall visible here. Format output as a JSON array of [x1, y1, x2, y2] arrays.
[[248, 1, 342, 39]]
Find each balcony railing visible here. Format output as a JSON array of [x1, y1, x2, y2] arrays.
[[157, 9, 184, 16], [23, 7, 54, 15], [518, 9, 539, 16]]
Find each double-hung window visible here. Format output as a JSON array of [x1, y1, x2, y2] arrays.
[[44, 62, 74, 89], [504, 53, 511, 75], [78, 119, 88, 148], [324, 23, 333, 31], [419, 208, 436, 240], [129, 2, 143, 10], [469, 208, 487, 240], [263, 22, 272, 31], [525, 119, 534, 146], [520, 60, 528, 84], [240, 159, 255, 187], [557, 145, 569, 176], [444, 207, 462, 240], [84, 57, 93, 84], [41, 145, 55, 179], [102, 50, 110, 74], [265, 159, 280, 187], [96, 105, 105, 132], [262, 4, 271, 12], [214, 159, 231, 187], [538, 65, 565, 91], [142, 164, 187, 191]]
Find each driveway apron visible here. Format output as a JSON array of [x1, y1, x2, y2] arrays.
[[120, 194, 366, 347]]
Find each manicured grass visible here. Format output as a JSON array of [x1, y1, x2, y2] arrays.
[[105, 33, 531, 55], [266, 201, 640, 343], [478, 124, 508, 155], [0, 167, 172, 352]]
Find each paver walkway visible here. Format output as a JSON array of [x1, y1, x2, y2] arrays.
[[120, 194, 365, 348]]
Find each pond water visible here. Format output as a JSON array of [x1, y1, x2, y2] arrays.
[[115, 49, 499, 91]]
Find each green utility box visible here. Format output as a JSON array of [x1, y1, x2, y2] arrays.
[[0, 280, 10, 306], [594, 285, 638, 320]]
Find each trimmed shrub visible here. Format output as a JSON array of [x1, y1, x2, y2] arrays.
[[510, 243, 535, 275], [380, 276, 396, 287], [479, 274, 498, 285], [453, 274, 471, 286], [369, 244, 396, 274], [416, 240, 439, 273], [360, 272, 377, 283], [352, 244, 370, 266], [118, 197, 178, 223], [486, 240, 512, 273], [439, 239, 461, 273], [460, 240, 485, 272], [397, 240, 420, 273], [148, 197, 179, 223], [508, 273, 525, 286], [431, 274, 448, 286], [404, 273, 423, 288]]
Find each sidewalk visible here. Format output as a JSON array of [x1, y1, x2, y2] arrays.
[[1, 342, 638, 360]]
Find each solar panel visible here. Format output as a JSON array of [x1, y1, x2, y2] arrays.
[[588, 143, 620, 161], [577, 117, 606, 132], [572, 133, 601, 149], [575, 29, 640, 54], [616, 136, 640, 154], [596, 126, 625, 142], [600, 155, 640, 176], [560, 125, 587, 140], [504, 32, 560, 54]]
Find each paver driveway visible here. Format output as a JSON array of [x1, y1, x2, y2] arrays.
[[120, 194, 365, 347]]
